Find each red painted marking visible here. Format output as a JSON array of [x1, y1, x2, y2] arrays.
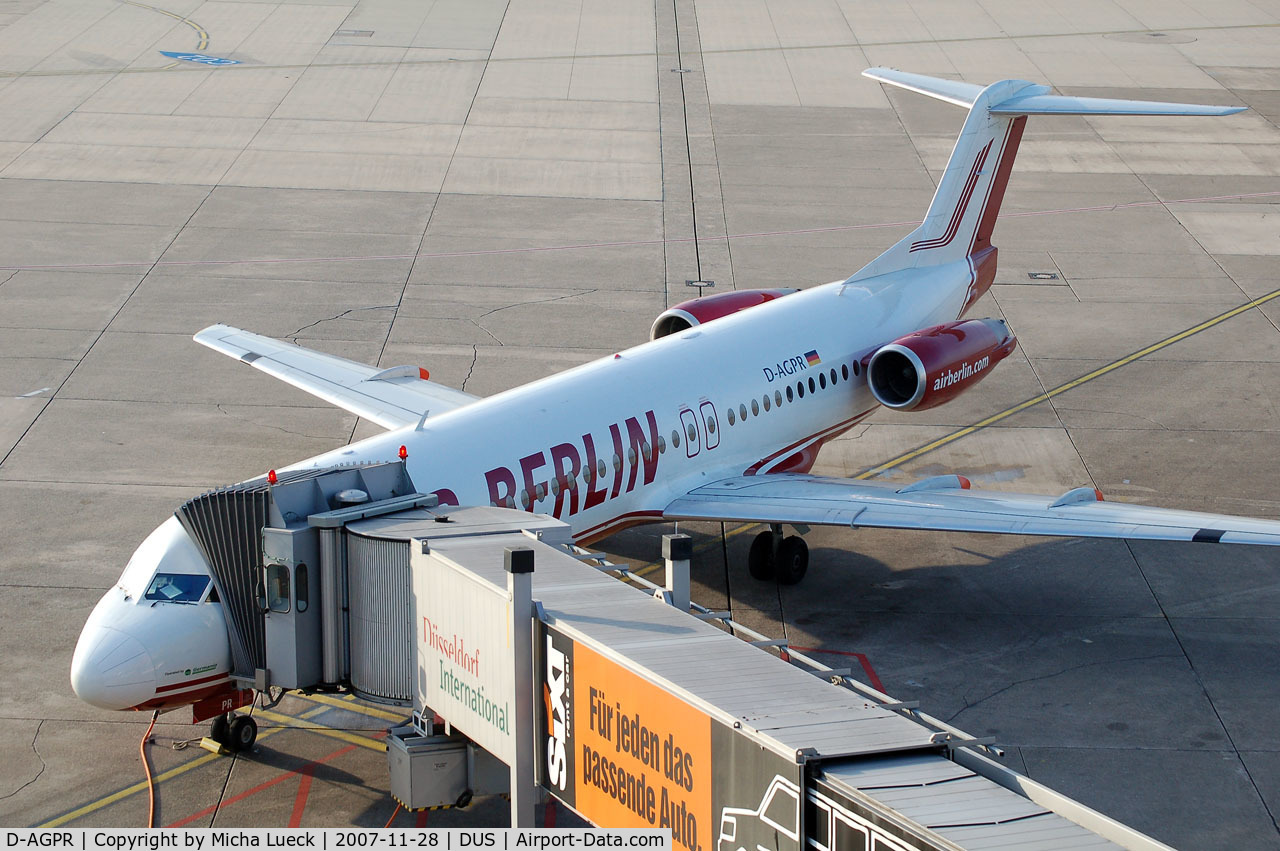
[[155, 671, 230, 694], [575, 509, 665, 544], [910, 141, 993, 252], [168, 743, 358, 827], [544, 799, 558, 828], [415, 809, 429, 828], [288, 764, 315, 828], [970, 117, 1026, 256], [790, 645, 885, 693], [744, 410, 874, 476], [418, 368, 430, 381]]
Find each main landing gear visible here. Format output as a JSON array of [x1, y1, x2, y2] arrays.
[[209, 712, 257, 752], [747, 524, 808, 585]]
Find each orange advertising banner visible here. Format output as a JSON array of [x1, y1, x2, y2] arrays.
[[572, 642, 711, 851]]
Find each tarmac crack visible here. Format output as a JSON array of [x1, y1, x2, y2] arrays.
[[946, 653, 1181, 724], [286, 305, 397, 342], [474, 288, 595, 321], [0, 719, 46, 801], [0, 270, 16, 290], [460, 346, 479, 392]]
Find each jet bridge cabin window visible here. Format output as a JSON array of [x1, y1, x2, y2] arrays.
[[266, 563, 290, 613], [143, 573, 210, 603]]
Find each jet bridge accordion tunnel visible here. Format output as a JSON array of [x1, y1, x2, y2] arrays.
[[176, 461, 438, 702]]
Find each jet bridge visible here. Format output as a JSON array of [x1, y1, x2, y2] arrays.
[[176, 463, 1170, 849]]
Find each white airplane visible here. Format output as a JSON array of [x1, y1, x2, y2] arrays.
[[72, 69, 1279, 749]]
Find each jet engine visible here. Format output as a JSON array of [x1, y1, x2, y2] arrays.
[[650, 288, 797, 340], [867, 318, 1016, 411]]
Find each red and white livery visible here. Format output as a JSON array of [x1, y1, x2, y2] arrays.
[[74, 69, 1270, 724]]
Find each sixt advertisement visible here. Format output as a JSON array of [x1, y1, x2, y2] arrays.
[[538, 623, 802, 851]]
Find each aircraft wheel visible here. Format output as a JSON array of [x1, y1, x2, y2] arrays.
[[209, 714, 230, 746], [775, 536, 809, 585], [227, 715, 257, 752], [747, 531, 775, 580]]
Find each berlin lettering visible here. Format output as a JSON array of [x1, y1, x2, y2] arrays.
[[931, 355, 990, 391], [762, 354, 809, 382], [484, 411, 660, 519]]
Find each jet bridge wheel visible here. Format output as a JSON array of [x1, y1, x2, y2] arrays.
[[774, 536, 809, 585], [748, 531, 775, 580]]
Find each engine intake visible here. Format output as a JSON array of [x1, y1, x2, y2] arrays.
[[650, 288, 797, 340], [867, 318, 1016, 411]]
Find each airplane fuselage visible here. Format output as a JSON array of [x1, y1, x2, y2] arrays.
[[291, 262, 972, 543]]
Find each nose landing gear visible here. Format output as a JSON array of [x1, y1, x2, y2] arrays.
[[747, 524, 809, 585], [210, 712, 258, 752]]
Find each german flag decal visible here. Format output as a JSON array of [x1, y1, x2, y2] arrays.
[[804, 350, 821, 366]]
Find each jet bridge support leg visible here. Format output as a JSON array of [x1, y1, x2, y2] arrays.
[[662, 533, 692, 612], [505, 547, 537, 829]]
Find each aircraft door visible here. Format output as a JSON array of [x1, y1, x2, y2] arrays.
[[679, 408, 701, 458], [699, 401, 721, 450]]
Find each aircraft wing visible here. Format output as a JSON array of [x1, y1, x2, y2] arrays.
[[664, 474, 1280, 546], [194, 324, 480, 430]]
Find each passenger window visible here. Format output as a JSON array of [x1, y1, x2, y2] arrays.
[[797, 381, 805, 399], [144, 573, 210, 603], [296, 564, 309, 613], [809, 377, 816, 393], [786, 386, 793, 402], [266, 563, 290, 613], [728, 408, 736, 425], [671, 429, 681, 449], [751, 399, 759, 416], [775, 390, 783, 407], [763, 395, 770, 412], [819, 373, 827, 390], [830, 368, 837, 385], [842, 364, 850, 381]]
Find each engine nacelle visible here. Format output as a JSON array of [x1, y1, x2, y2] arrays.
[[867, 318, 1017, 411], [650, 288, 797, 340]]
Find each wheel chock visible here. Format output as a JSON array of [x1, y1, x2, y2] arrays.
[[199, 737, 230, 755]]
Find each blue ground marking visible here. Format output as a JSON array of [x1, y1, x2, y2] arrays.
[[160, 50, 239, 65]]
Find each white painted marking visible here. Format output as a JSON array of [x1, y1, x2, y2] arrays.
[[18, 387, 50, 398]]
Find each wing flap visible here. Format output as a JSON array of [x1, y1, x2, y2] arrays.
[[194, 324, 479, 430], [665, 475, 1280, 547]]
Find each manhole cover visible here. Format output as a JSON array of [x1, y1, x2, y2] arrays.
[[1105, 31, 1197, 44]]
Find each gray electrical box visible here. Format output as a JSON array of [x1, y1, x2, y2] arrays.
[[387, 725, 509, 810], [262, 525, 322, 689]]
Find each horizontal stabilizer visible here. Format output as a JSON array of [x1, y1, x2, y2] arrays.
[[863, 67, 1245, 116]]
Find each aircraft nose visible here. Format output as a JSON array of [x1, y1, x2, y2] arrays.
[[70, 625, 156, 711]]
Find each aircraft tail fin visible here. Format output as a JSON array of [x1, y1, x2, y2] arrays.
[[849, 68, 1244, 293]]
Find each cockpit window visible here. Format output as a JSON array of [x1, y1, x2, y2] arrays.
[[143, 573, 210, 603]]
